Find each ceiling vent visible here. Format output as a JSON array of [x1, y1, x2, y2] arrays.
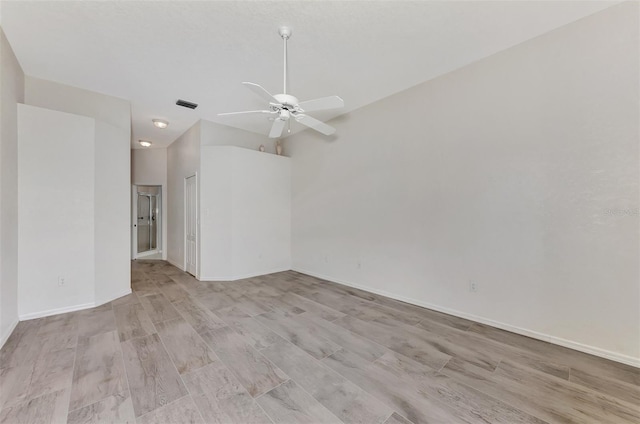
[[176, 99, 198, 109]]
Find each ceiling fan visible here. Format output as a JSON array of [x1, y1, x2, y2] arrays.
[[218, 26, 344, 138]]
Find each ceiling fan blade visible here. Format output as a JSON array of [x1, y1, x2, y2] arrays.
[[242, 82, 280, 104], [218, 110, 275, 117], [295, 114, 335, 136], [297, 95, 344, 113], [269, 119, 286, 138]]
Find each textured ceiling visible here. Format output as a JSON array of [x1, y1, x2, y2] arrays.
[[1, 1, 618, 148]]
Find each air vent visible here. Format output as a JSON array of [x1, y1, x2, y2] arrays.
[[176, 99, 198, 109]]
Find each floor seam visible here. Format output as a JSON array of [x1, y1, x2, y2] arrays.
[[62, 318, 81, 422], [113, 319, 138, 423], [147, 306, 207, 423]]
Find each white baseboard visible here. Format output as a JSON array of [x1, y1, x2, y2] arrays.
[[0, 319, 19, 349], [293, 268, 640, 368], [166, 257, 185, 271], [19, 302, 96, 321], [136, 249, 161, 259], [200, 267, 291, 282], [95, 288, 132, 307], [11, 288, 134, 337]]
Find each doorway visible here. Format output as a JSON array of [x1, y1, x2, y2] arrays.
[[133, 185, 162, 259]]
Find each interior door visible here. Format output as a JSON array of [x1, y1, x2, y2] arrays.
[[185, 175, 197, 276]]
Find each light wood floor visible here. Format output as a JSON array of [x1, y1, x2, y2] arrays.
[[1, 261, 638, 424]]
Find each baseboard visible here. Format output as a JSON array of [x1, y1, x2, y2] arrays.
[[166, 257, 185, 271], [293, 268, 640, 368], [19, 302, 95, 321], [95, 288, 132, 307], [200, 267, 292, 282], [136, 249, 161, 259], [16, 288, 133, 324], [0, 319, 19, 349]]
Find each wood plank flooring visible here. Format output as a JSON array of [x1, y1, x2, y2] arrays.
[[1, 260, 638, 423]]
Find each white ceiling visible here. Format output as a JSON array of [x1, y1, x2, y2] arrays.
[[1, 1, 618, 149]]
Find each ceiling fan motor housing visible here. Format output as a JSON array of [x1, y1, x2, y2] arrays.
[[274, 94, 299, 109]]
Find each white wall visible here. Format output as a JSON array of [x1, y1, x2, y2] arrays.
[[200, 146, 291, 280], [167, 122, 201, 269], [132, 148, 167, 184], [201, 119, 276, 151], [286, 3, 639, 365], [132, 148, 168, 259], [18, 104, 96, 316], [167, 119, 277, 273], [0, 27, 24, 347], [17, 78, 131, 318], [95, 121, 131, 304], [199, 147, 232, 278], [25, 76, 130, 130]]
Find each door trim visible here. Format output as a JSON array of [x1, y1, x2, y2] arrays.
[[184, 173, 198, 277], [137, 191, 161, 257], [131, 185, 137, 259]]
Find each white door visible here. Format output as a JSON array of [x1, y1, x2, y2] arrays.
[[185, 175, 197, 276]]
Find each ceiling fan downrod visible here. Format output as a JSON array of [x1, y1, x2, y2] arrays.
[[279, 26, 292, 95]]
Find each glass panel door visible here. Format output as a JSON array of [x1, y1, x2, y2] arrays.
[[137, 195, 151, 253]]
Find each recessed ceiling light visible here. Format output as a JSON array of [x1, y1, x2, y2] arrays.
[[139, 140, 152, 147], [152, 119, 169, 129]]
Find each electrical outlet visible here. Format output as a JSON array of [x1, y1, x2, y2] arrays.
[[58, 276, 65, 287], [469, 281, 478, 292]]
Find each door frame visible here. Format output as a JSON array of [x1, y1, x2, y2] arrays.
[[184, 173, 198, 277], [131, 186, 137, 259], [132, 185, 163, 260]]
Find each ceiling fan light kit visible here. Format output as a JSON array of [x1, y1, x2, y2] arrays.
[[218, 26, 344, 138]]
